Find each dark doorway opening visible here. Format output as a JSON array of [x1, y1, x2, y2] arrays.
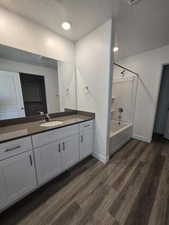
[[153, 65, 169, 140], [20, 73, 47, 117]]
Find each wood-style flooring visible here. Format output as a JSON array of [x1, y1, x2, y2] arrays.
[[1, 138, 169, 225]]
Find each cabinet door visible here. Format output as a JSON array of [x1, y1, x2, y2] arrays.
[[61, 135, 79, 171], [34, 142, 62, 186], [0, 167, 6, 211], [1, 151, 36, 205], [80, 128, 93, 160]]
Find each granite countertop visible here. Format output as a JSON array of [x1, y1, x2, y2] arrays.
[[0, 114, 93, 143]]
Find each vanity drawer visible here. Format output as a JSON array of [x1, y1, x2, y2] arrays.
[[80, 120, 93, 131], [0, 137, 32, 161], [32, 124, 79, 148], [32, 129, 59, 148], [58, 124, 79, 139]]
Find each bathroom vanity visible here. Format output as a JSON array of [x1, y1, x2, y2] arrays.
[[0, 114, 94, 212], [0, 41, 96, 214]]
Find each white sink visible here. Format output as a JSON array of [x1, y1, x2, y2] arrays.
[[40, 121, 64, 127]]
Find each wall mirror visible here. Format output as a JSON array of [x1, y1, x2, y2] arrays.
[[0, 44, 77, 120]]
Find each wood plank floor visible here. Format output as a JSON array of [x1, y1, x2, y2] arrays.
[[1, 138, 169, 225]]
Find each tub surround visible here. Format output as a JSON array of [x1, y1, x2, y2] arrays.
[[109, 120, 133, 155], [110, 120, 133, 137], [0, 112, 95, 143]]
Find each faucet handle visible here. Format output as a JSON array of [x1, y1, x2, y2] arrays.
[[40, 112, 45, 116], [45, 113, 51, 121]]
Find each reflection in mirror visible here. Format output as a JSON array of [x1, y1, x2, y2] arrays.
[[0, 45, 77, 120]]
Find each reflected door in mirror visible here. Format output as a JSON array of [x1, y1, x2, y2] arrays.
[[20, 74, 47, 117], [0, 71, 25, 120]]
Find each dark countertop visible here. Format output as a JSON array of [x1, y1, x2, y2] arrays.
[[0, 114, 94, 143]]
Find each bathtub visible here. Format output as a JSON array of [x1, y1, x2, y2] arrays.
[[109, 120, 133, 156]]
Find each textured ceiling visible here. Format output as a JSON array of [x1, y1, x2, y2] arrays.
[[0, 0, 169, 59], [115, 0, 169, 59]]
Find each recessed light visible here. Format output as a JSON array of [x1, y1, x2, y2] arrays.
[[113, 47, 119, 53], [62, 22, 72, 30]]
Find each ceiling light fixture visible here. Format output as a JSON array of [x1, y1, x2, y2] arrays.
[[62, 21, 72, 30], [113, 46, 119, 53]]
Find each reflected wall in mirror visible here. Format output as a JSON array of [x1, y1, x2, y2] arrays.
[[0, 45, 77, 120]]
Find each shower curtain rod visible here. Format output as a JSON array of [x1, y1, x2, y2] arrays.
[[113, 62, 139, 77]]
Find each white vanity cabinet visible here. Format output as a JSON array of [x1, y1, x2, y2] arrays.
[[32, 124, 80, 186], [60, 134, 79, 171], [0, 137, 36, 211], [34, 133, 79, 186], [34, 141, 62, 186], [79, 121, 94, 160], [0, 119, 94, 213], [0, 151, 36, 205]]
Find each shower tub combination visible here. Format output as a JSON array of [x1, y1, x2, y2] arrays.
[[109, 120, 133, 155], [109, 63, 138, 156]]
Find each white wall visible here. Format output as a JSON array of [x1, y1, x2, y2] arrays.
[[58, 62, 77, 111], [75, 20, 113, 163], [0, 58, 59, 114], [117, 44, 169, 142], [0, 7, 74, 62]]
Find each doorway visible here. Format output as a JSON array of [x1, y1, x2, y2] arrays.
[[0, 71, 25, 119], [20, 73, 47, 116], [153, 65, 169, 139]]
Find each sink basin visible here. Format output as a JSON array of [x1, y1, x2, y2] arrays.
[[40, 121, 64, 127]]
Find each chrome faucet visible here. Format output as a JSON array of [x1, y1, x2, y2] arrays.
[[44, 113, 51, 122], [40, 112, 51, 122]]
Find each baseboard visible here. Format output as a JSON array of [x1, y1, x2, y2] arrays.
[[92, 152, 109, 164], [133, 135, 151, 143]]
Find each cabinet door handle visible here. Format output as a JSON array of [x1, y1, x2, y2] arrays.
[[29, 155, 33, 166], [4, 145, 21, 153], [58, 143, 61, 152], [80, 135, 83, 143], [63, 142, 65, 151], [84, 125, 90, 128]]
